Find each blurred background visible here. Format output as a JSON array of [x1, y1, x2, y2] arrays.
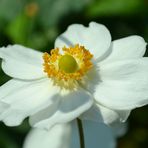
[[0, 0, 148, 147]]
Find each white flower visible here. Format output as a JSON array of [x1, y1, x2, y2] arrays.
[[23, 121, 118, 148], [0, 22, 148, 129]]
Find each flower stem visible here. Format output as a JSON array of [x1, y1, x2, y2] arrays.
[[77, 119, 85, 148]]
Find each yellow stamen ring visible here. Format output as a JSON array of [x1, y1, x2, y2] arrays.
[[43, 44, 93, 81]]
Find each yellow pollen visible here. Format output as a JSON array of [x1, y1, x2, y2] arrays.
[[43, 44, 93, 83]]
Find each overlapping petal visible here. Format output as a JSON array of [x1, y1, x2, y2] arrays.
[[95, 58, 148, 110], [23, 123, 74, 148], [0, 102, 9, 114], [0, 45, 45, 80], [110, 122, 128, 138], [55, 22, 111, 60], [23, 120, 116, 148], [29, 88, 93, 129], [80, 104, 130, 124], [0, 78, 60, 126], [101, 36, 147, 63], [82, 121, 116, 148]]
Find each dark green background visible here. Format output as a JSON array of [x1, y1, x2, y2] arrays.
[[0, 0, 148, 147]]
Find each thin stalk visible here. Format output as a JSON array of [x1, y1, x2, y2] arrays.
[[77, 119, 85, 148]]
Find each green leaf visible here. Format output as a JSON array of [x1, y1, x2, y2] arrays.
[[87, 0, 145, 17]]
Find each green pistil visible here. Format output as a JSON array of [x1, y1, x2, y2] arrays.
[[58, 54, 78, 73]]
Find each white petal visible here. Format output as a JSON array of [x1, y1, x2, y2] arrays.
[[79, 105, 103, 122], [23, 123, 76, 148], [0, 78, 60, 126], [95, 105, 130, 123], [55, 22, 111, 60], [0, 102, 9, 114], [80, 104, 130, 124], [70, 120, 80, 148], [102, 36, 147, 63], [81, 66, 101, 94], [0, 45, 45, 79], [110, 122, 128, 138], [29, 88, 93, 129], [82, 120, 116, 148], [95, 106, 119, 124], [95, 58, 148, 110], [25, 121, 80, 148], [24, 120, 116, 148]]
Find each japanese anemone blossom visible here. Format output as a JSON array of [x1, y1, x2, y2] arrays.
[[0, 22, 148, 130]]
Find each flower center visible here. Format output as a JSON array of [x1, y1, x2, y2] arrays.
[[58, 55, 78, 73], [43, 44, 93, 84]]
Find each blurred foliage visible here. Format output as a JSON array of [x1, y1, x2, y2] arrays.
[[87, 0, 146, 17], [0, 0, 148, 147]]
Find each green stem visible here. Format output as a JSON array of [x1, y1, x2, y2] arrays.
[[77, 119, 85, 148]]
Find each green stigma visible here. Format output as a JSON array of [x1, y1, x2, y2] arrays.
[[58, 55, 78, 73]]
